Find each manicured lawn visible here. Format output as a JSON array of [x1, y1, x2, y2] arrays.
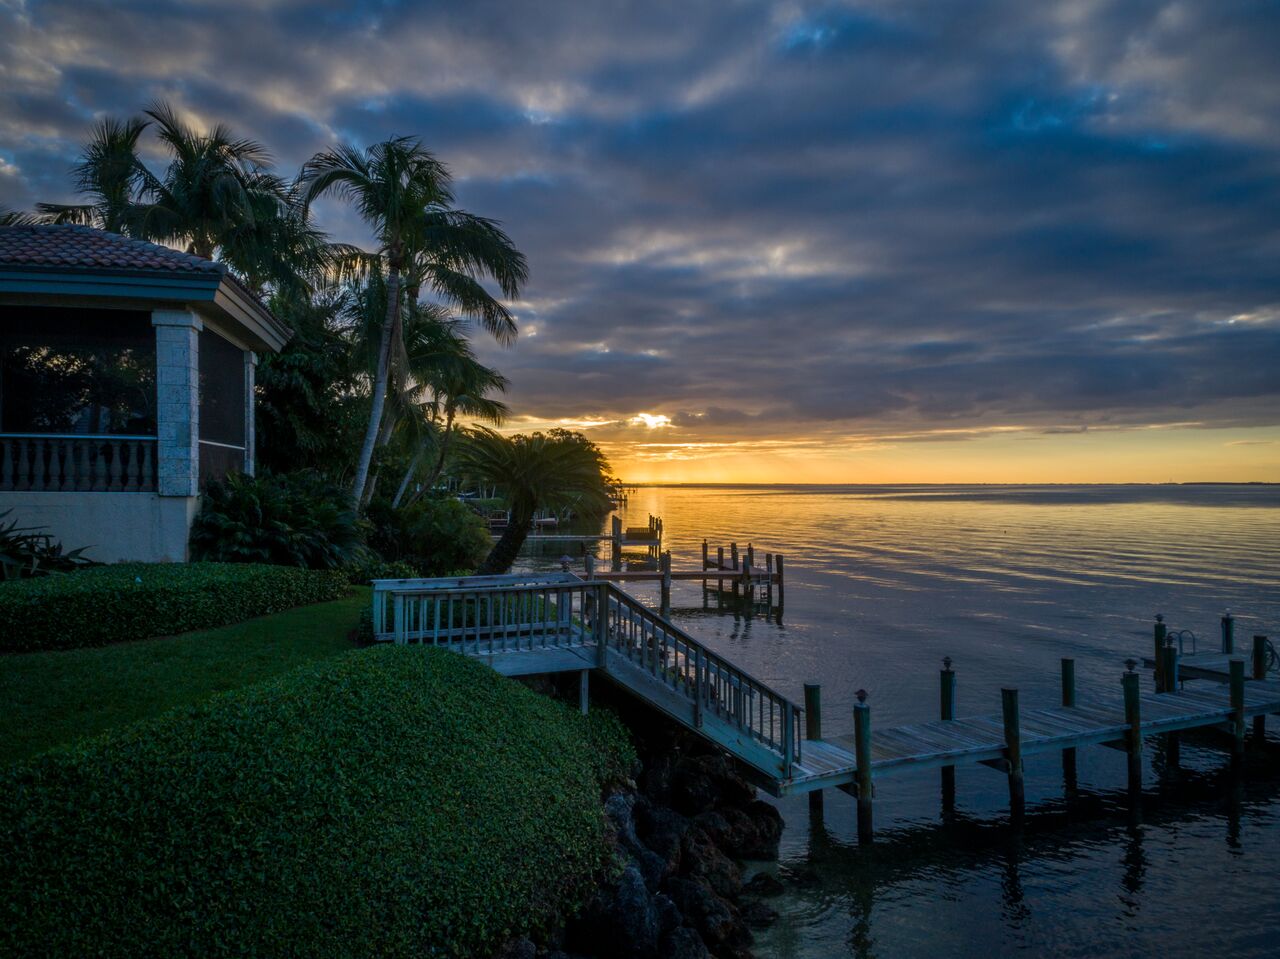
[[0, 587, 367, 765]]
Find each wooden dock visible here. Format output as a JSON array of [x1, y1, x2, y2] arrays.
[[370, 575, 1275, 843]]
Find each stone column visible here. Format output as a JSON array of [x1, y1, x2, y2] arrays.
[[243, 350, 257, 476], [152, 310, 201, 497]]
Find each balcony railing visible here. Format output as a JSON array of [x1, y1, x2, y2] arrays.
[[0, 434, 158, 492]]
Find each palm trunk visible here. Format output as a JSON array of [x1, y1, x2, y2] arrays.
[[477, 507, 532, 575], [350, 263, 401, 505], [391, 447, 424, 508], [408, 408, 456, 507]]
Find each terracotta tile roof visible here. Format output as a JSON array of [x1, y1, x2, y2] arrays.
[[0, 224, 225, 275]]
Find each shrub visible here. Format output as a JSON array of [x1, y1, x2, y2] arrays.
[[0, 647, 635, 958], [189, 471, 365, 569], [0, 509, 98, 580], [340, 556, 421, 586], [366, 496, 491, 575], [0, 562, 348, 653]]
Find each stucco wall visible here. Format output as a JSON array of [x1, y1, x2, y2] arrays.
[[0, 492, 198, 563]]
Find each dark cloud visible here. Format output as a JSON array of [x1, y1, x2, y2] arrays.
[[2, 0, 1278, 455]]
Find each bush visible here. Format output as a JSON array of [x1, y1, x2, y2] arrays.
[[0, 562, 348, 653], [340, 556, 421, 586], [189, 471, 365, 569], [366, 496, 491, 575], [0, 647, 635, 958], [0, 509, 98, 580]]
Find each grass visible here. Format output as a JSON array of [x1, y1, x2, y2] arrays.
[[1, 643, 635, 957], [0, 587, 367, 765]]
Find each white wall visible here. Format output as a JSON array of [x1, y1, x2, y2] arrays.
[[0, 492, 198, 563]]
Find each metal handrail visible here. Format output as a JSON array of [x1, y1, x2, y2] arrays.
[[374, 574, 802, 774]]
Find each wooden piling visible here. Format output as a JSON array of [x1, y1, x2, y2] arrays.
[[1153, 615, 1167, 690], [1161, 638, 1179, 692], [765, 552, 774, 608], [1253, 635, 1268, 739], [775, 554, 786, 609], [610, 515, 622, 571], [1229, 658, 1246, 763], [701, 540, 709, 591], [579, 669, 590, 715], [940, 657, 957, 813], [1222, 611, 1235, 654], [730, 544, 740, 597], [660, 551, 672, 617], [1061, 658, 1078, 790], [804, 683, 824, 816], [717, 546, 725, 593], [1123, 662, 1142, 795], [854, 690, 873, 842], [746, 543, 755, 568], [584, 553, 596, 580], [1001, 688, 1025, 816]]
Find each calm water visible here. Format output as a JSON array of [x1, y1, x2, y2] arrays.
[[521, 484, 1280, 958]]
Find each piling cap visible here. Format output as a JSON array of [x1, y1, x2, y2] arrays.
[[943, 655, 953, 670], [1155, 613, 1164, 623], [856, 688, 868, 704], [1223, 610, 1233, 620], [1125, 658, 1137, 673]]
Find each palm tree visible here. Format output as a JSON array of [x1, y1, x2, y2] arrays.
[[36, 115, 151, 232], [455, 429, 613, 575], [394, 317, 509, 507], [298, 137, 527, 504], [38, 104, 325, 294]]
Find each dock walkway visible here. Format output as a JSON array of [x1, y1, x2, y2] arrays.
[[371, 575, 1275, 840]]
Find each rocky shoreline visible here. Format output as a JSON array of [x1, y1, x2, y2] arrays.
[[497, 687, 786, 959]]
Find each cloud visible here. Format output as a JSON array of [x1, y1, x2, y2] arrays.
[[1, 0, 1277, 469]]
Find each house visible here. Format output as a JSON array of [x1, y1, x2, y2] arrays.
[[0, 225, 291, 562]]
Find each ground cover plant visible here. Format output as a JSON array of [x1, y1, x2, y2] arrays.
[[0, 646, 634, 957], [0, 561, 348, 652], [0, 590, 365, 764]]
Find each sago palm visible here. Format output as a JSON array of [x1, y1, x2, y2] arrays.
[[455, 429, 613, 575]]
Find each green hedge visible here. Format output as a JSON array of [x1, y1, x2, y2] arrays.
[[0, 562, 349, 653], [0, 647, 634, 958]]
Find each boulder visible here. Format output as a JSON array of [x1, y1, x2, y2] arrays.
[[681, 827, 743, 899], [660, 926, 712, 959], [566, 862, 659, 959], [664, 877, 752, 955]]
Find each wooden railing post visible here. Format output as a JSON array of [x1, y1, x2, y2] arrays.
[[854, 689, 873, 842], [1001, 687, 1024, 817], [775, 554, 785, 609], [1161, 637, 1179, 692], [782, 703, 795, 780]]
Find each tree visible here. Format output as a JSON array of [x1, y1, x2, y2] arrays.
[[396, 313, 509, 507], [454, 429, 613, 575], [298, 137, 526, 505], [36, 115, 151, 233], [37, 103, 325, 294]]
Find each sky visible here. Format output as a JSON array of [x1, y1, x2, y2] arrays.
[[2, 0, 1278, 483]]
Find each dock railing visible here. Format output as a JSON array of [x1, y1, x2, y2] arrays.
[[372, 572, 802, 775]]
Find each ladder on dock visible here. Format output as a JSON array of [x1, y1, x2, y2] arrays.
[[372, 576, 1280, 832]]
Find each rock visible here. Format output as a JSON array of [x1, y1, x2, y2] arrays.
[[742, 873, 785, 897], [652, 893, 681, 937], [659, 926, 712, 959], [566, 862, 659, 959], [738, 900, 780, 929], [636, 804, 690, 876], [681, 827, 743, 899], [605, 792, 669, 891], [736, 801, 784, 859], [664, 877, 752, 954], [671, 754, 757, 816]]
